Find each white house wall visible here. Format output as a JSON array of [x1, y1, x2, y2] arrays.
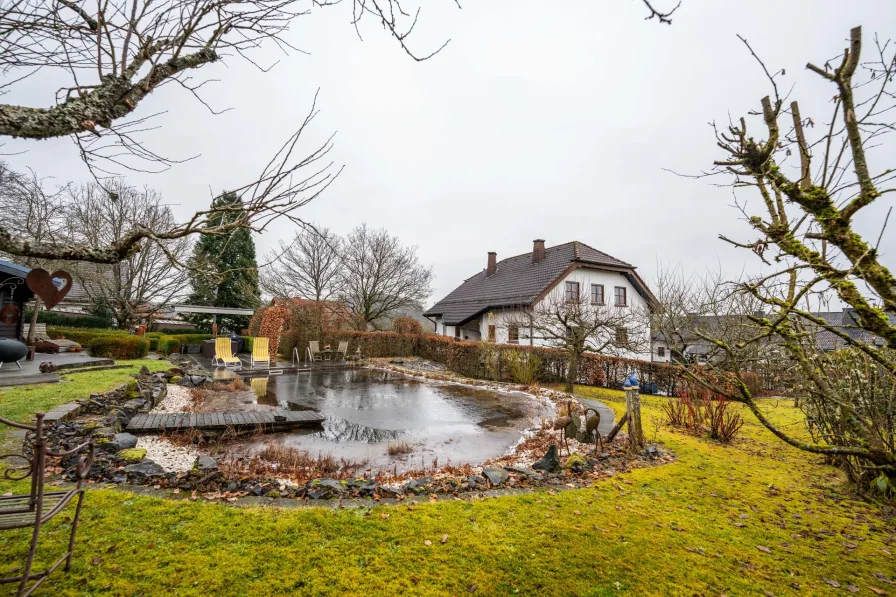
[[431, 266, 657, 363]]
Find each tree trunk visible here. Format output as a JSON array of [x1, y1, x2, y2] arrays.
[[625, 387, 644, 449], [565, 349, 579, 393], [26, 296, 41, 345]]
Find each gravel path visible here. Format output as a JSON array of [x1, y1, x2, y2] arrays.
[[137, 436, 199, 472], [152, 384, 192, 413]]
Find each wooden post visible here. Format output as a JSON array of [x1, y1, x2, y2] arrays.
[[625, 385, 644, 450]]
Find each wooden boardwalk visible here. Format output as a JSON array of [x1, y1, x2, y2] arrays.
[[126, 410, 324, 433]]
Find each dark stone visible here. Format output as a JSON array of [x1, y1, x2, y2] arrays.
[[467, 475, 486, 489], [306, 489, 326, 500], [139, 365, 151, 376], [194, 455, 218, 471], [379, 485, 404, 497], [107, 432, 138, 452], [91, 426, 117, 439], [504, 465, 536, 477], [122, 399, 147, 413], [482, 467, 510, 486], [124, 461, 165, 479], [250, 484, 265, 496], [315, 479, 346, 494], [226, 482, 240, 492], [646, 446, 659, 459], [532, 445, 561, 473]]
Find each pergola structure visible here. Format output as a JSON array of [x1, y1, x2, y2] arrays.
[[173, 305, 256, 337]]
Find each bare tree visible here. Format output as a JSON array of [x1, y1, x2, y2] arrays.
[[65, 180, 191, 328], [338, 223, 432, 329], [0, 0, 451, 266], [683, 26, 896, 486], [260, 225, 341, 301], [506, 285, 649, 392], [0, 163, 69, 341]]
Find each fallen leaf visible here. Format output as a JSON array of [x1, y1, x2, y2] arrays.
[[424, 540, 432, 546], [756, 546, 771, 554], [739, 514, 749, 519], [873, 573, 895, 585], [734, 523, 746, 528], [868, 587, 887, 596], [843, 541, 858, 549], [823, 578, 841, 588], [381, 513, 390, 520], [430, 494, 437, 502], [573, 510, 581, 516], [440, 534, 449, 544], [467, 584, 478, 593], [91, 556, 103, 566], [846, 585, 859, 593]]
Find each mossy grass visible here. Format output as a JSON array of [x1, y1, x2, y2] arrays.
[[0, 378, 893, 595]]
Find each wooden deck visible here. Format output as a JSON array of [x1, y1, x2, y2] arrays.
[[126, 410, 325, 433]]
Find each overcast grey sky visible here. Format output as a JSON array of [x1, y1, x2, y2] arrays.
[[4, 0, 895, 306]]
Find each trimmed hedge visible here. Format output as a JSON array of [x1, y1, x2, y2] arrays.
[[154, 327, 205, 335], [27, 311, 112, 329], [48, 327, 129, 346], [158, 334, 213, 354], [87, 336, 150, 359], [241, 336, 255, 354], [313, 330, 681, 393]]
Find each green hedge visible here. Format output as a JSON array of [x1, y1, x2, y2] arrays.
[[48, 327, 129, 346], [144, 332, 164, 351], [154, 327, 205, 335], [26, 311, 112, 329], [241, 336, 255, 354], [87, 336, 150, 359], [312, 330, 681, 394], [158, 334, 213, 354]]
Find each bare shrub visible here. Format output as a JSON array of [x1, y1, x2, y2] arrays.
[[662, 383, 745, 444], [387, 441, 413, 456], [505, 350, 542, 386]]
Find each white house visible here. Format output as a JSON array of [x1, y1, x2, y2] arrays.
[[424, 240, 662, 362]]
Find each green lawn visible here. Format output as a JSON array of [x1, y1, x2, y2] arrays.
[[0, 360, 171, 425], [1, 371, 893, 596]]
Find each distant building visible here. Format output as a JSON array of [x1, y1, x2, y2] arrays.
[[424, 240, 658, 361]]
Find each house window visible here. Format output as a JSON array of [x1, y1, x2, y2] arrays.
[[508, 325, 519, 344], [565, 281, 579, 303], [614, 286, 627, 307], [454, 326, 460, 339], [657, 346, 665, 357], [615, 327, 629, 347], [591, 284, 604, 305], [487, 325, 496, 342]]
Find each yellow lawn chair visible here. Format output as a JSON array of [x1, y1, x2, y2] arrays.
[[212, 337, 241, 369], [251, 337, 271, 369]]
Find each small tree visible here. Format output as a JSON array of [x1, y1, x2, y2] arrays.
[[188, 192, 261, 330], [683, 26, 896, 488], [507, 286, 649, 392], [338, 224, 433, 330]]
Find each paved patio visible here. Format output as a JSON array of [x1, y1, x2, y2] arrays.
[[0, 352, 112, 386]]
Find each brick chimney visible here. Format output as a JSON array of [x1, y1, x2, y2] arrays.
[[486, 252, 497, 276], [532, 239, 546, 264]]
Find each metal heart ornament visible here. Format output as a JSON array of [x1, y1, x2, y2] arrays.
[[0, 303, 19, 325], [26, 269, 72, 310]]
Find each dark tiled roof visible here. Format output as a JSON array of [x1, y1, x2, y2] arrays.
[[805, 310, 894, 350], [424, 241, 647, 325]]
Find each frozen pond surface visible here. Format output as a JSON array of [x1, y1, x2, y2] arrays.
[[210, 368, 554, 470]]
